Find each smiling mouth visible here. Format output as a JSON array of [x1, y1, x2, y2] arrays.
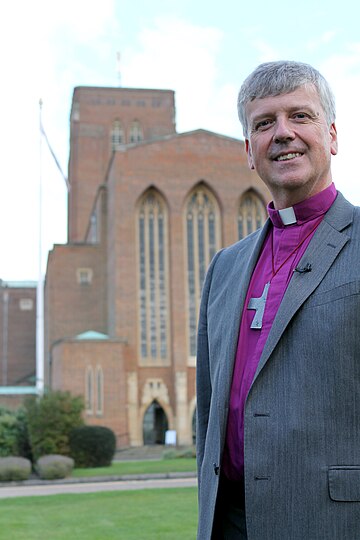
[[274, 152, 303, 162]]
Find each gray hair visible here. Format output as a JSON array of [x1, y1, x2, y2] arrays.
[[238, 60, 336, 138]]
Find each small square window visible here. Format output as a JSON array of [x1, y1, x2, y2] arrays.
[[77, 268, 93, 285], [19, 299, 33, 311]]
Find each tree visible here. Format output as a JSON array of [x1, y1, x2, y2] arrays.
[[0, 407, 19, 457], [24, 391, 84, 461]]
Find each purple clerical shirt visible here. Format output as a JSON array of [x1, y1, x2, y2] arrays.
[[222, 183, 337, 481]]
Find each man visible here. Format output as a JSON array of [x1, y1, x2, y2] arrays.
[[196, 60, 360, 539]]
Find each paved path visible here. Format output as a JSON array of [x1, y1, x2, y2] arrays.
[[0, 476, 197, 499]]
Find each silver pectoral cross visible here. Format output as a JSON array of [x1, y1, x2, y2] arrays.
[[247, 281, 270, 330]]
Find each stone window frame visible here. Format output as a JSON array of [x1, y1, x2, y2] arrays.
[[111, 119, 125, 149], [85, 366, 94, 414], [96, 365, 104, 416], [184, 183, 221, 361], [19, 298, 34, 311], [76, 268, 93, 285], [136, 188, 170, 367], [129, 119, 143, 143], [238, 189, 267, 240]]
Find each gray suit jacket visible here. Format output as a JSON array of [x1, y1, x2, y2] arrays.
[[196, 192, 360, 539]]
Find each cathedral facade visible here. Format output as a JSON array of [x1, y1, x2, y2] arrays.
[[45, 85, 270, 447]]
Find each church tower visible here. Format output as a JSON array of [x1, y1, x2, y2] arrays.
[[68, 87, 176, 242]]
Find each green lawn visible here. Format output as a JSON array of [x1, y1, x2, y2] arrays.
[[72, 458, 197, 478], [0, 487, 198, 540]]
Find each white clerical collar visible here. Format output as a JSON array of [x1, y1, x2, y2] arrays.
[[278, 206, 297, 226]]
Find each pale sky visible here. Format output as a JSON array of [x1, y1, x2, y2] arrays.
[[1, 0, 360, 281]]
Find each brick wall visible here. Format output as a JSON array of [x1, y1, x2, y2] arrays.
[[52, 340, 128, 446], [0, 284, 36, 386], [44, 241, 107, 384]]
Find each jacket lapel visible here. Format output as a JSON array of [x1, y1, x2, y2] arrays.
[[253, 192, 354, 381], [216, 221, 271, 426]]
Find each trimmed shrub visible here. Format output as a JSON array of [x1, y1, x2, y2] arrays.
[[0, 408, 19, 457], [69, 426, 116, 468], [163, 446, 196, 459], [162, 448, 178, 460], [0, 457, 31, 481], [0, 407, 32, 460], [177, 447, 196, 459], [24, 391, 84, 461], [36, 455, 74, 480], [14, 408, 33, 462]]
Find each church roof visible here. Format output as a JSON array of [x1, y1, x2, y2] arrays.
[[0, 280, 37, 288], [123, 128, 243, 150], [74, 330, 109, 341]]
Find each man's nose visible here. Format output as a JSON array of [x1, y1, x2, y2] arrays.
[[273, 117, 295, 143]]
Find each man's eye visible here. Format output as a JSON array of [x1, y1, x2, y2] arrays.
[[255, 119, 272, 131], [293, 113, 308, 120]]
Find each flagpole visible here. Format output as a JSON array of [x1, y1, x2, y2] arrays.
[[36, 99, 44, 395], [36, 101, 69, 396]]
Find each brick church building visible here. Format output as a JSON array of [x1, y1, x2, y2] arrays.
[[0, 280, 37, 404], [43, 85, 270, 448]]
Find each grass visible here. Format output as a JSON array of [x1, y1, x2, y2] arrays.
[[0, 487, 198, 540], [72, 458, 197, 478]]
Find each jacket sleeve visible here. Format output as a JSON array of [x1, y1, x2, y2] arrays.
[[196, 250, 222, 482]]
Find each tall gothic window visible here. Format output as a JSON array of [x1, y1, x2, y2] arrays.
[[186, 185, 221, 357], [85, 366, 94, 414], [89, 213, 97, 244], [138, 190, 169, 365], [111, 119, 125, 150], [96, 366, 104, 415], [129, 120, 143, 143], [238, 190, 267, 240]]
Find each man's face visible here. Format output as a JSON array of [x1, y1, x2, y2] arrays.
[[245, 85, 338, 208]]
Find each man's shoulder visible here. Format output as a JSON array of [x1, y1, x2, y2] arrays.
[[203, 227, 265, 295], [322, 190, 359, 231], [224, 227, 263, 254], [214, 227, 264, 267], [352, 200, 360, 214], [350, 202, 360, 232]]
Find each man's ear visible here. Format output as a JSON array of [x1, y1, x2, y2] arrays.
[[330, 122, 338, 156], [245, 139, 255, 170]]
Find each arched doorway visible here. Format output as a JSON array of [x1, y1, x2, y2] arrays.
[[143, 400, 169, 445]]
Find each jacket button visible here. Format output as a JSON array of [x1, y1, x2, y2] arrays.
[[213, 463, 220, 475]]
